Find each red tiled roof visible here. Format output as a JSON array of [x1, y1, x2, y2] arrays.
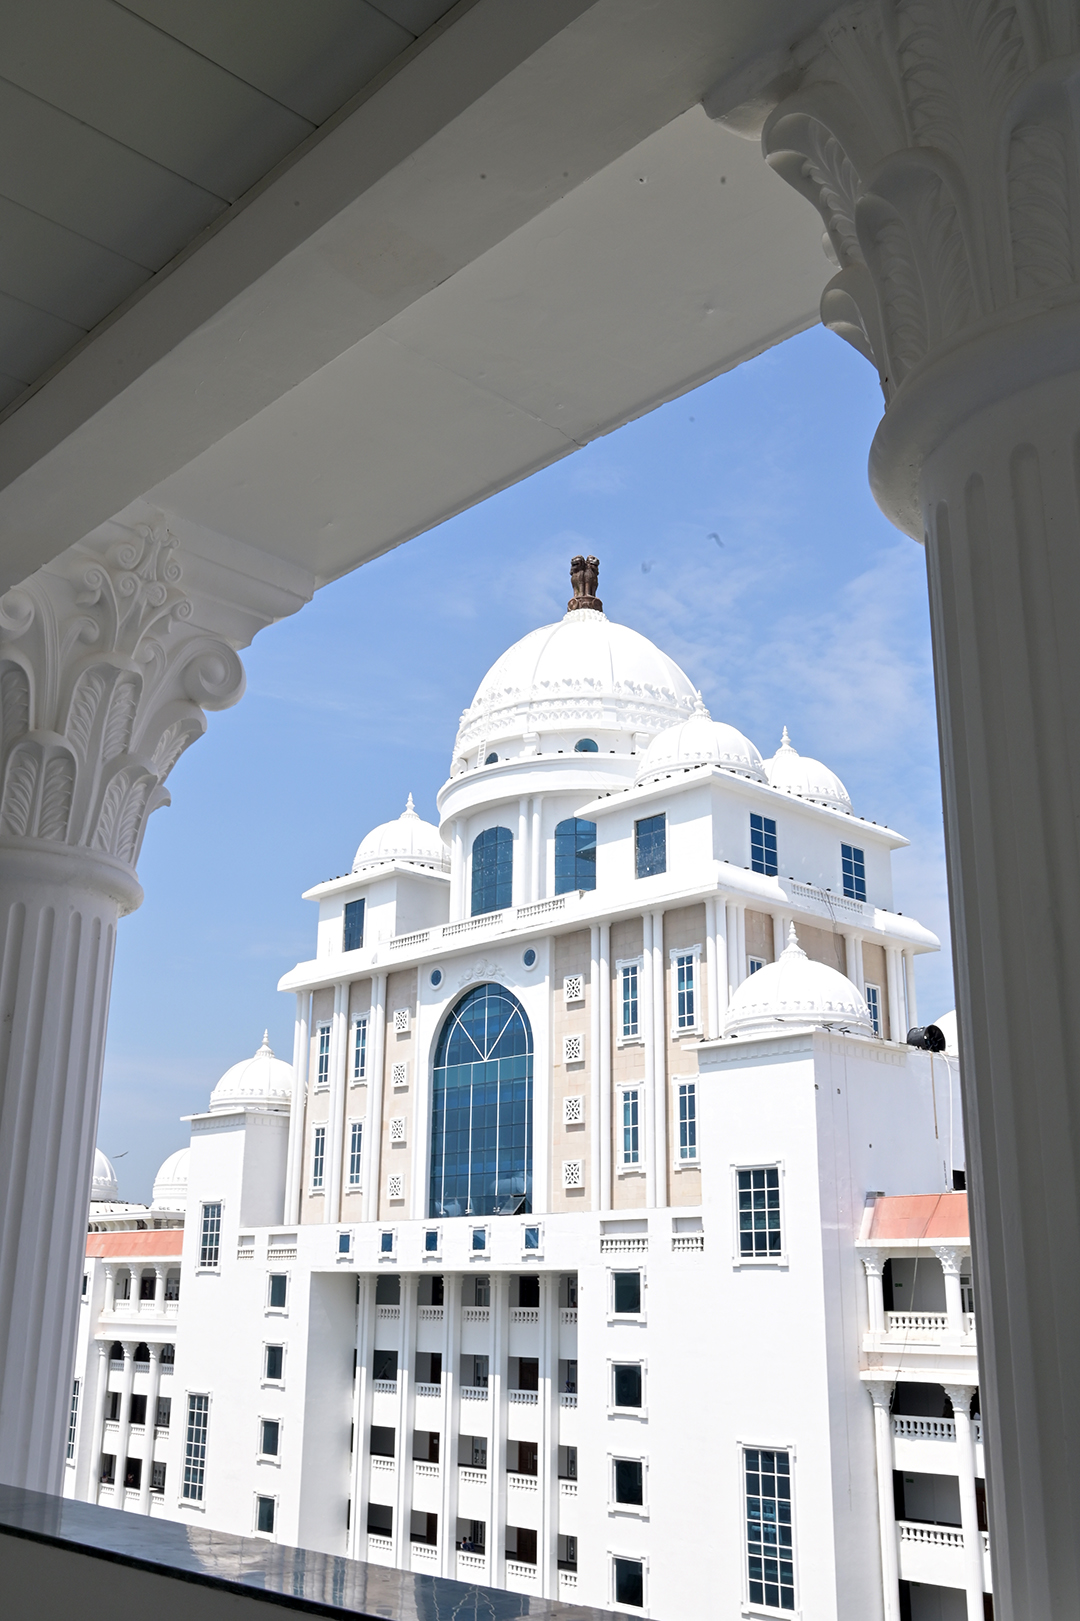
[[868, 1192, 969, 1241], [86, 1230, 185, 1258]]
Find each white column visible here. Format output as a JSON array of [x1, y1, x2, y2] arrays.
[[725, 902, 738, 1001], [103, 1265, 117, 1316], [944, 1383, 986, 1621], [935, 1246, 969, 1338], [530, 800, 542, 903], [860, 1252, 886, 1334], [772, 913, 787, 963], [284, 990, 310, 1225], [152, 1264, 166, 1313], [845, 933, 863, 994], [865, 1381, 900, 1621], [651, 910, 667, 1209], [90, 1340, 110, 1504], [904, 951, 918, 1034], [641, 913, 655, 1208], [538, 1272, 557, 1596], [714, 897, 729, 1027], [758, 25, 1080, 1610], [885, 948, 904, 1042], [113, 1340, 136, 1509], [704, 897, 720, 1040], [350, 1275, 375, 1560], [139, 1345, 162, 1513], [514, 798, 528, 907], [489, 1272, 510, 1587], [439, 1272, 462, 1577], [394, 1274, 417, 1567], [589, 925, 602, 1210], [326, 980, 349, 1223], [0, 529, 246, 1492], [364, 973, 388, 1224], [450, 820, 463, 918], [598, 922, 612, 1211]]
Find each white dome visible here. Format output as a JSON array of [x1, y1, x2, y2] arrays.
[[725, 925, 874, 1037], [764, 728, 852, 813], [453, 608, 700, 759], [209, 1032, 293, 1113], [91, 1148, 118, 1203], [636, 704, 766, 785], [932, 1009, 959, 1057], [353, 795, 448, 874], [152, 1147, 190, 1210]]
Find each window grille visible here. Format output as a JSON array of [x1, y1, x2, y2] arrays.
[[66, 1380, 80, 1460], [563, 1094, 584, 1125], [865, 983, 882, 1035], [674, 949, 698, 1029], [750, 812, 778, 876], [199, 1202, 222, 1267], [562, 1160, 584, 1190], [678, 1082, 697, 1161], [348, 1121, 363, 1187], [392, 1060, 408, 1087], [316, 1023, 331, 1087], [554, 817, 597, 894], [621, 1089, 641, 1166], [563, 1033, 584, 1064], [841, 843, 866, 902], [393, 1008, 410, 1034], [619, 960, 640, 1038], [182, 1395, 209, 1501], [352, 1018, 367, 1081], [744, 1448, 794, 1611], [343, 898, 365, 952], [389, 1116, 406, 1143], [635, 813, 666, 878], [387, 1174, 404, 1200], [563, 974, 584, 1003], [311, 1125, 326, 1190], [737, 1167, 781, 1258]]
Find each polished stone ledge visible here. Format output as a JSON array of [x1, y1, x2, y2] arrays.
[[0, 1485, 603, 1619]]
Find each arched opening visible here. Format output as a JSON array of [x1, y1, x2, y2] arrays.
[[429, 983, 532, 1218], [555, 817, 597, 893], [471, 826, 513, 915]]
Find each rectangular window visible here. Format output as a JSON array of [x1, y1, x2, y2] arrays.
[[265, 1346, 284, 1381], [260, 1419, 280, 1457], [614, 1457, 644, 1506], [524, 1225, 540, 1251], [199, 1203, 221, 1268], [348, 1121, 363, 1187], [311, 1125, 326, 1190], [268, 1274, 288, 1310], [151, 1461, 166, 1492], [737, 1167, 782, 1259], [352, 1017, 368, 1081], [748, 956, 765, 975], [613, 1557, 644, 1607], [256, 1495, 276, 1534], [865, 983, 882, 1036], [612, 1363, 643, 1409], [182, 1394, 209, 1502], [620, 1089, 641, 1167], [316, 1023, 331, 1087], [678, 1082, 697, 1162], [635, 813, 666, 879], [66, 1380, 80, 1461], [619, 961, 640, 1039], [841, 843, 866, 902], [750, 813, 778, 877], [745, 1448, 794, 1611], [673, 949, 698, 1030], [612, 1272, 641, 1315], [343, 897, 365, 952]]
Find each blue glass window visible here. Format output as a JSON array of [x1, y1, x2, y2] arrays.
[[635, 813, 666, 878], [574, 738, 598, 753], [841, 843, 866, 901], [865, 984, 882, 1036], [311, 1125, 326, 1190], [348, 1122, 363, 1187], [675, 951, 697, 1029], [620, 962, 640, 1037], [343, 898, 365, 951], [429, 983, 533, 1218], [621, 1088, 641, 1166], [678, 1082, 697, 1161], [745, 1448, 794, 1610], [750, 813, 778, 877], [555, 817, 597, 894], [471, 827, 513, 915]]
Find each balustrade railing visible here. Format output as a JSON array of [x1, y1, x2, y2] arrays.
[[885, 1311, 949, 1334], [414, 1383, 442, 1399], [463, 1307, 490, 1323], [511, 1308, 539, 1324], [509, 1390, 538, 1405], [508, 1472, 538, 1491], [892, 1416, 956, 1441], [461, 1385, 489, 1402], [459, 1467, 488, 1486], [506, 1561, 538, 1581], [559, 1393, 578, 1409], [418, 1307, 444, 1322], [372, 1379, 397, 1394], [560, 1308, 578, 1325], [898, 1521, 965, 1549]]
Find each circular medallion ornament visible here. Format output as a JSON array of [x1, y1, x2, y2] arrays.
[[430, 969, 443, 988], [523, 949, 537, 969]]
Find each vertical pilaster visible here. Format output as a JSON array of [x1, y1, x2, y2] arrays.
[[326, 981, 349, 1223], [589, 925, 601, 1210], [440, 1272, 462, 1576], [845, 933, 863, 995], [944, 1383, 987, 1621], [641, 914, 655, 1208], [364, 974, 387, 1224], [284, 990, 310, 1225], [903, 951, 918, 1034], [598, 922, 611, 1211], [860, 1253, 885, 1334], [152, 1264, 165, 1311], [103, 1265, 117, 1315], [539, 1273, 557, 1597], [651, 910, 667, 1209], [394, 1273, 417, 1566], [885, 948, 904, 1042], [772, 913, 788, 963], [935, 1247, 969, 1337], [531, 801, 542, 903], [349, 1275, 375, 1560], [90, 1340, 110, 1504], [714, 897, 729, 1028], [489, 1272, 510, 1587], [514, 799, 528, 907], [704, 898, 719, 1040], [866, 1380, 900, 1621]]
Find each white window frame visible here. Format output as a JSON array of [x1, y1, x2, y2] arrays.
[[674, 1079, 699, 1166], [422, 1225, 443, 1261], [748, 956, 766, 975], [180, 1391, 211, 1509], [669, 944, 702, 1035], [732, 1163, 786, 1267], [608, 1357, 647, 1419], [257, 1415, 283, 1464], [197, 1201, 223, 1271], [522, 1221, 543, 1259], [865, 982, 883, 1037], [266, 1272, 290, 1314], [378, 1228, 397, 1261], [609, 1551, 649, 1613], [253, 1491, 279, 1538], [352, 1016, 368, 1082], [738, 1439, 797, 1617], [616, 957, 643, 1045], [262, 1343, 286, 1387], [470, 1224, 490, 1259], [336, 1229, 354, 1262], [347, 1119, 363, 1190], [315, 1021, 331, 1089], [617, 1084, 644, 1172], [310, 1124, 326, 1192], [608, 1266, 646, 1323], [609, 1452, 649, 1517]]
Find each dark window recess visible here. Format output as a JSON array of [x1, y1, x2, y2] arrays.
[[953, 1168, 967, 1191], [554, 817, 597, 894], [416, 1352, 442, 1384], [375, 1274, 400, 1305], [513, 1441, 538, 1476], [893, 1382, 951, 1418], [412, 1511, 438, 1545], [368, 1504, 393, 1536], [155, 1397, 171, 1429], [129, 1395, 147, 1426], [265, 1345, 283, 1381], [151, 1461, 166, 1492], [635, 814, 666, 879], [613, 1364, 642, 1408], [160, 1344, 174, 1365], [750, 812, 778, 877], [471, 826, 513, 915], [268, 1275, 287, 1310], [516, 1358, 539, 1392], [517, 1275, 540, 1308], [373, 1349, 399, 1383], [613, 1271, 641, 1314], [413, 1431, 440, 1462], [510, 1527, 537, 1565], [343, 898, 366, 952], [614, 1458, 644, 1505], [106, 1391, 120, 1422], [261, 1420, 280, 1456], [257, 1496, 275, 1534], [123, 1457, 142, 1490], [370, 1426, 396, 1458], [139, 1273, 156, 1301], [614, 1558, 644, 1607], [99, 1453, 115, 1484]]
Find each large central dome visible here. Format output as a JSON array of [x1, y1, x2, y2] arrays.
[[452, 607, 701, 761]]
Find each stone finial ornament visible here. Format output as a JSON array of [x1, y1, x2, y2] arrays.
[[567, 554, 602, 613]]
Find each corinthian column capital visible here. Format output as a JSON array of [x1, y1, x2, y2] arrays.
[[0, 519, 245, 904]]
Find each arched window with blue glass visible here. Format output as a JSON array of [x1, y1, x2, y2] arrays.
[[555, 817, 597, 894], [471, 826, 513, 915], [429, 983, 533, 1218]]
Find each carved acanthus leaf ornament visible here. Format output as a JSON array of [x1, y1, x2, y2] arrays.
[[763, 0, 1080, 400], [0, 525, 244, 885]]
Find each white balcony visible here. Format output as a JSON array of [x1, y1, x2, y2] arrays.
[[508, 1391, 538, 1405], [505, 1560, 538, 1591], [418, 1307, 444, 1322], [559, 1393, 578, 1409], [892, 1413, 985, 1476], [462, 1308, 490, 1324], [458, 1467, 488, 1487], [414, 1383, 442, 1400], [410, 1542, 438, 1570], [560, 1309, 578, 1325], [457, 1550, 488, 1582], [372, 1379, 397, 1394], [897, 1521, 992, 1592], [511, 1309, 539, 1324], [377, 1305, 400, 1322], [558, 1571, 578, 1598], [508, 1472, 538, 1492], [366, 1534, 394, 1565], [461, 1385, 488, 1403]]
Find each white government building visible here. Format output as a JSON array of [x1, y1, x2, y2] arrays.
[[66, 570, 987, 1621]]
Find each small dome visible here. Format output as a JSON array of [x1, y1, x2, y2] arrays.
[[209, 1032, 293, 1113], [636, 704, 766, 785], [764, 727, 852, 812], [152, 1147, 190, 1210], [91, 1149, 118, 1203], [353, 794, 449, 874], [932, 1009, 959, 1057], [724, 925, 874, 1037], [453, 608, 700, 759]]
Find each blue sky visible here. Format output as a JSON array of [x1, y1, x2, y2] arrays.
[[99, 324, 953, 1202]]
